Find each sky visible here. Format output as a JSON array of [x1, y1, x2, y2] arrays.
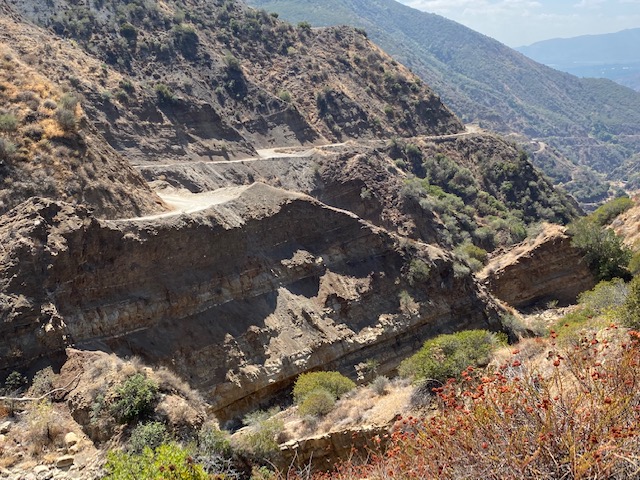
[[397, 0, 640, 47]]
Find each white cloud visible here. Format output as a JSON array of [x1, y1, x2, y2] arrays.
[[574, 0, 606, 8]]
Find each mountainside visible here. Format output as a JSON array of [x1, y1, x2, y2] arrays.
[[247, 0, 640, 203], [517, 28, 640, 92], [0, 0, 602, 477], [1, 0, 462, 167], [0, 37, 164, 218]]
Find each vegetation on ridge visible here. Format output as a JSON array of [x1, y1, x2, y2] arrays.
[[248, 0, 640, 204]]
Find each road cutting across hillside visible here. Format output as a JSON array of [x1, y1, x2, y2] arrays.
[[120, 126, 485, 222]]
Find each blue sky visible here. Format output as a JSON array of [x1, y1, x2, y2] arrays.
[[397, 0, 640, 47]]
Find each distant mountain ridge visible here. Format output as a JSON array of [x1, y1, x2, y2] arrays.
[[517, 28, 640, 92], [247, 0, 640, 203]]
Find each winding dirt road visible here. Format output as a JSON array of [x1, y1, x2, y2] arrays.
[[118, 126, 483, 222]]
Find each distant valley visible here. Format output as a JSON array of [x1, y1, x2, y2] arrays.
[[517, 28, 640, 92]]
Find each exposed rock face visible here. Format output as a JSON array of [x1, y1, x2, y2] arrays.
[[479, 224, 595, 308], [0, 185, 502, 422], [276, 424, 391, 472]]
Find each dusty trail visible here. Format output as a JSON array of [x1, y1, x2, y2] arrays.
[[134, 143, 347, 170], [106, 185, 250, 223], [120, 126, 482, 221], [133, 124, 480, 171]]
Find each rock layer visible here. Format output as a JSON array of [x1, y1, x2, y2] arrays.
[[0, 185, 501, 422], [479, 224, 595, 308]]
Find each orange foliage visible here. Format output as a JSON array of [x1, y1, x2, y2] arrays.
[[311, 329, 640, 479]]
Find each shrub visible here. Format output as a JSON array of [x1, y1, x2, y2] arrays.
[[2, 371, 27, 395], [578, 278, 628, 315], [298, 389, 336, 417], [29, 367, 56, 396], [172, 24, 199, 58], [128, 421, 168, 453], [407, 259, 431, 287], [500, 313, 540, 340], [0, 113, 18, 132], [105, 443, 208, 480], [24, 401, 64, 453], [0, 137, 16, 160], [589, 195, 633, 227], [398, 290, 415, 313], [371, 376, 390, 396], [293, 372, 356, 404], [42, 99, 57, 110], [110, 373, 158, 424], [623, 275, 640, 329], [223, 53, 241, 72], [195, 424, 238, 477], [278, 90, 292, 103], [197, 423, 231, 457], [297, 21, 312, 31], [234, 409, 284, 458], [454, 242, 488, 272], [399, 330, 499, 384], [55, 107, 77, 131], [568, 218, 631, 281], [628, 250, 640, 275], [119, 23, 137, 43], [59, 93, 79, 111], [154, 83, 174, 104]]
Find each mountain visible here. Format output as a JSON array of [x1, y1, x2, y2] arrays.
[[517, 29, 640, 92], [246, 0, 640, 204], [0, 0, 620, 477], [0, 0, 580, 415]]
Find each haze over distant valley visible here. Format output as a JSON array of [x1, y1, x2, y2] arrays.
[[517, 28, 640, 92]]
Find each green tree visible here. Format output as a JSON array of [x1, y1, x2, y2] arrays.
[[568, 218, 631, 281]]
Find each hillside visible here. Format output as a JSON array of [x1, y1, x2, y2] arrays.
[[1, 0, 462, 167], [0, 0, 605, 478], [0, 40, 164, 218], [247, 0, 640, 204], [517, 28, 640, 92]]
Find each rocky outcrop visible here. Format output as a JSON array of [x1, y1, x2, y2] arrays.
[[0, 185, 502, 422], [478, 224, 595, 308], [612, 194, 640, 247], [276, 424, 391, 472]]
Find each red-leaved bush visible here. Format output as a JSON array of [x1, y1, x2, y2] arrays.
[[310, 328, 640, 479]]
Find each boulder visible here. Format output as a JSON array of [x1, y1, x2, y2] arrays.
[[55, 455, 74, 469]]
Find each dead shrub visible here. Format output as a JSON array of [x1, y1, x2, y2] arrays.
[[24, 401, 65, 456]]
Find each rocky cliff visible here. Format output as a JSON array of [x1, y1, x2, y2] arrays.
[[479, 224, 595, 308], [0, 185, 502, 422]]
